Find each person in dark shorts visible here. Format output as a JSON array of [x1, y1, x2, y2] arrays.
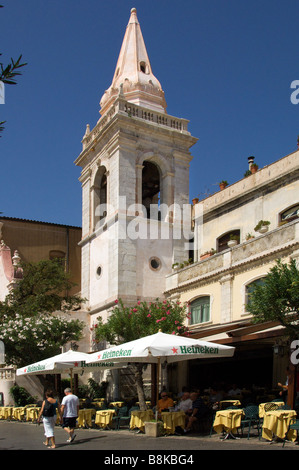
[[60, 387, 79, 443]]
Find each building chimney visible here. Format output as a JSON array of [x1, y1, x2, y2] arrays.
[[248, 156, 255, 169]]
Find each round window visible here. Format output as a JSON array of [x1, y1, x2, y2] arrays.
[[149, 257, 161, 271]]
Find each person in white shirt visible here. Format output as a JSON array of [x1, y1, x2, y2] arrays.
[[60, 388, 79, 443], [176, 392, 192, 412]]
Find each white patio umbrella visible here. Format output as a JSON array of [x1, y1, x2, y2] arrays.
[[16, 349, 127, 391], [86, 331, 235, 407]]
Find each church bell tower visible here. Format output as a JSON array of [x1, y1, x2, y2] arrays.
[[75, 8, 198, 325]]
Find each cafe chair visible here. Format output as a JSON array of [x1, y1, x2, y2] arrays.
[[278, 404, 291, 410], [263, 402, 279, 412], [240, 405, 260, 439], [282, 418, 299, 447], [112, 406, 129, 430]]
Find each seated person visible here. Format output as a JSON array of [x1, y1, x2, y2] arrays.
[[227, 384, 241, 397], [176, 392, 192, 413], [184, 392, 207, 433], [158, 392, 174, 413]]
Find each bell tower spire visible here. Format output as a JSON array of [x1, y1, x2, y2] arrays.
[[100, 7, 167, 115]]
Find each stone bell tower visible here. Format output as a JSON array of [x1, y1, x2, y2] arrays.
[[75, 8, 198, 326]]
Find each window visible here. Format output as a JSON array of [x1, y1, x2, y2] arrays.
[[94, 166, 107, 229], [149, 257, 161, 271], [49, 250, 66, 268], [245, 278, 265, 306], [280, 204, 299, 224], [142, 161, 161, 219], [217, 230, 240, 252], [190, 296, 210, 325]]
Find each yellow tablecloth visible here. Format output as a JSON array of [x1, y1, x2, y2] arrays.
[[262, 410, 297, 441], [213, 409, 244, 434], [92, 401, 105, 409], [26, 407, 41, 422], [0, 406, 13, 420], [78, 408, 96, 428], [161, 411, 186, 435], [219, 400, 241, 409], [12, 407, 27, 421], [258, 402, 284, 418], [109, 401, 124, 408], [130, 410, 154, 432], [95, 409, 115, 428]]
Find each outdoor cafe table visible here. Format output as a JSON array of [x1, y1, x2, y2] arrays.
[[219, 400, 241, 409], [12, 407, 27, 421], [258, 402, 285, 418], [0, 406, 13, 420], [26, 407, 41, 422], [262, 409, 297, 441], [78, 408, 96, 428], [95, 409, 116, 428], [213, 409, 244, 440], [109, 401, 124, 408], [161, 411, 186, 435], [130, 410, 154, 432]]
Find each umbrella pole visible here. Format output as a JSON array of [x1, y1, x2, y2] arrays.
[[70, 368, 73, 393], [155, 357, 160, 421]]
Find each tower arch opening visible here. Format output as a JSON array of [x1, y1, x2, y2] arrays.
[[142, 160, 161, 219], [93, 165, 107, 229]]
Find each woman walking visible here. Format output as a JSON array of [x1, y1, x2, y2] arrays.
[[37, 390, 60, 449]]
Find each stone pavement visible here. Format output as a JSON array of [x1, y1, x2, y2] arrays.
[[0, 420, 298, 455]]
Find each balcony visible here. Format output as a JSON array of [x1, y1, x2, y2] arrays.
[[165, 218, 299, 293]]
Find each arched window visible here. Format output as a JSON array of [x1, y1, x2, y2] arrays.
[[142, 161, 161, 219], [217, 230, 240, 252], [279, 204, 299, 224], [49, 250, 66, 269], [94, 166, 107, 229], [190, 296, 210, 325], [245, 277, 265, 306]]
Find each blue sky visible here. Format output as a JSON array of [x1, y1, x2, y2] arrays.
[[1, 0, 298, 227]]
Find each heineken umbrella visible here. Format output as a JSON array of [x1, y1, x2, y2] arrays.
[[16, 349, 126, 391], [86, 331, 235, 407]]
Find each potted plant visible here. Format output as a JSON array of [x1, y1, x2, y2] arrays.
[[227, 234, 239, 247], [144, 420, 164, 437], [246, 233, 254, 241], [219, 180, 228, 190], [244, 169, 252, 178], [200, 249, 216, 260], [192, 197, 199, 205], [254, 220, 270, 234], [172, 262, 179, 271], [250, 163, 258, 174]]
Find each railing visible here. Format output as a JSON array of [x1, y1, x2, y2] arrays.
[[82, 97, 190, 151]]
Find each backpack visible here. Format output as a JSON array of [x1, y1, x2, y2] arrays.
[[42, 399, 55, 417]]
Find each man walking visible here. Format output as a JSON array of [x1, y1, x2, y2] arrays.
[[60, 387, 79, 443]]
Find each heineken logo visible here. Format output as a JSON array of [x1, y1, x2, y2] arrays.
[[80, 361, 116, 368], [172, 345, 219, 355], [26, 364, 46, 373], [99, 349, 133, 360]]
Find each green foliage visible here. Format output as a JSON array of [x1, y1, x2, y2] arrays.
[[0, 313, 84, 367], [0, 259, 85, 319], [0, 258, 85, 367], [247, 259, 299, 339], [78, 378, 109, 399], [94, 298, 190, 345], [9, 385, 36, 406]]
